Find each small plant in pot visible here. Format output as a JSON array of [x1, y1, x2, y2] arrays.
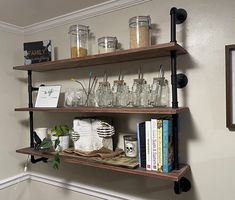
[[40, 125, 70, 169]]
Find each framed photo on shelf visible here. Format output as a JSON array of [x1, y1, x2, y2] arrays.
[[35, 85, 61, 108], [225, 44, 235, 129], [24, 40, 52, 65]]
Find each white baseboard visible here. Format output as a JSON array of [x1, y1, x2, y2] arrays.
[[0, 172, 140, 200], [0, 173, 30, 190]]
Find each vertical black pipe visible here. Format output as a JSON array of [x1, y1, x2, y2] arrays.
[[170, 7, 179, 170], [170, 7, 177, 42], [27, 70, 34, 148], [171, 51, 178, 108], [173, 114, 179, 170]]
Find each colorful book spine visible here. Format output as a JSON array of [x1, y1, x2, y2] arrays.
[[151, 119, 157, 171], [163, 119, 174, 173], [145, 121, 152, 171], [157, 119, 163, 172], [137, 122, 146, 168]]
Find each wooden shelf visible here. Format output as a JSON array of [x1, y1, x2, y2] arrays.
[[15, 107, 189, 114], [16, 147, 190, 182], [13, 42, 187, 72]]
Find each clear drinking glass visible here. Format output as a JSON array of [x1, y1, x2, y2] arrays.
[[85, 90, 96, 107], [64, 88, 84, 107]]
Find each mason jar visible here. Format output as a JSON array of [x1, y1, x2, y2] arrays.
[[96, 81, 113, 107], [98, 36, 117, 54], [150, 77, 161, 107], [68, 25, 89, 58], [123, 135, 138, 158], [158, 79, 169, 107], [129, 16, 151, 48]]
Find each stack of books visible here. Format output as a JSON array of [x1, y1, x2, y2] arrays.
[[137, 119, 174, 173]]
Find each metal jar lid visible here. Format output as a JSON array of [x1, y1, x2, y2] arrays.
[[98, 36, 117, 45], [123, 135, 137, 141], [68, 25, 89, 34], [129, 16, 151, 27]]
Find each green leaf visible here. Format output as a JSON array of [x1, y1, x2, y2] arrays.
[[53, 152, 60, 170], [54, 138, 60, 149], [39, 138, 53, 150]]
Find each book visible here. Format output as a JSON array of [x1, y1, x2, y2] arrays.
[[151, 119, 157, 171], [137, 122, 146, 168], [163, 119, 174, 173], [157, 119, 163, 172], [24, 40, 52, 65], [145, 121, 152, 171]]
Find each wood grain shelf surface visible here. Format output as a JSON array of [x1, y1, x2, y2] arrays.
[[13, 42, 187, 72], [16, 147, 190, 181], [14, 107, 189, 114]]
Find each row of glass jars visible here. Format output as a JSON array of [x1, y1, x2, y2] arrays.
[[69, 15, 151, 58], [64, 77, 169, 108]]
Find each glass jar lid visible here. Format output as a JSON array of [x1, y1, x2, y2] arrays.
[[129, 16, 151, 27], [68, 25, 89, 33], [113, 80, 124, 84]]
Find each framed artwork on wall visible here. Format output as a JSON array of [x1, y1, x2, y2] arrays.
[[225, 44, 235, 129]]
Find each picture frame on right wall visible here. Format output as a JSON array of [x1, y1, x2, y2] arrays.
[[225, 44, 235, 129]]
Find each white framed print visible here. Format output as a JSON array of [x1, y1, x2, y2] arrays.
[[35, 85, 61, 108]]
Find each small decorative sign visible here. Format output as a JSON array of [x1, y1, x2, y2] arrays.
[[35, 85, 61, 108], [24, 40, 52, 65]]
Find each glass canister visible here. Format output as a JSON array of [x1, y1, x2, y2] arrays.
[[123, 135, 138, 158], [156, 78, 169, 107], [131, 78, 146, 107], [96, 81, 113, 107], [129, 16, 151, 48], [150, 77, 161, 107], [98, 36, 117, 54], [69, 25, 89, 58], [140, 84, 150, 107], [159, 79, 169, 107]]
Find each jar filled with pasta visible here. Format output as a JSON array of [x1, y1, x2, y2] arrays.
[[69, 25, 89, 58], [129, 16, 151, 48]]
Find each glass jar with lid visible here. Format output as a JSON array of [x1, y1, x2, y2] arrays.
[[98, 36, 117, 54], [68, 25, 89, 58], [129, 16, 151, 49], [131, 78, 146, 107], [123, 135, 138, 158], [150, 77, 161, 107], [158, 79, 169, 107], [96, 81, 113, 107]]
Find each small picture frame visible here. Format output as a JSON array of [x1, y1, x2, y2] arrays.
[[24, 40, 52, 65], [226, 45, 235, 129], [35, 85, 61, 108]]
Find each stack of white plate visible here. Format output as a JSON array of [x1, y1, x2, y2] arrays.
[[97, 121, 115, 138], [71, 131, 80, 142]]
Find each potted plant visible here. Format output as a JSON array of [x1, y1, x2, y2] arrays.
[[40, 125, 70, 169]]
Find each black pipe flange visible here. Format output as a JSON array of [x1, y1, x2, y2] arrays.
[[174, 177, 191, 194], [175, 8, 187, 24], [177, 73, 188, 88]]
